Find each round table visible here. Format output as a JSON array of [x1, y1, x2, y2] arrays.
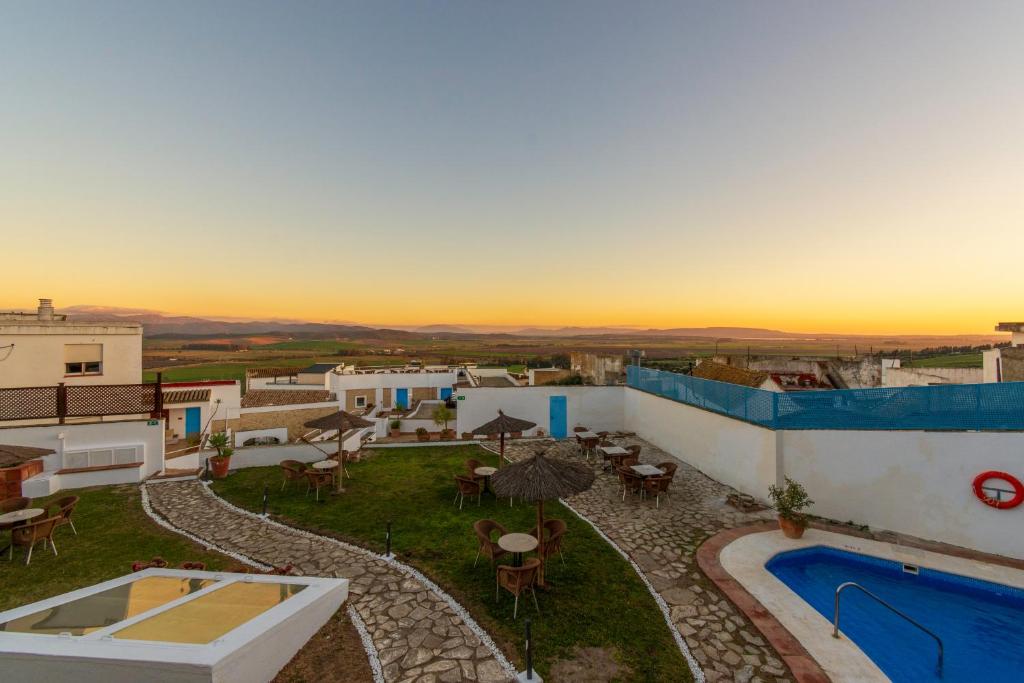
[[312, 460, 339, 470], [0, 508, 44, 526], [498, 532, 538, 567], [474, 466, 497, 493]]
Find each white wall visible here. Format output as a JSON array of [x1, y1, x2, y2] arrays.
[[782, 429, 1024, 560], [455, 386, 624, 437], [331, 371, 457, 409], [983, 349, 1001, 383], [2, 418, 165, 495], [881, 365, 983, 387], [624, 388, 779, 499], [0, 323, 142, 388]]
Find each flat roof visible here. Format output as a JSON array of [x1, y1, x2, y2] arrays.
[[996, 323, 1024, 333]]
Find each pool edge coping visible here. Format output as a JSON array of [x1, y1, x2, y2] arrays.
[[697, 522, 830, 683]]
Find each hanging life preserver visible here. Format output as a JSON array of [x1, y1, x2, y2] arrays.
[[973, 471, 1024, 510]]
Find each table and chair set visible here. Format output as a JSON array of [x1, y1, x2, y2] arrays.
[[574, 426, 678, 508], [0, 494, 79, 565]]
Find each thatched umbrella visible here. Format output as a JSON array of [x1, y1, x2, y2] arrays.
[[304, 411, 373, 493], [490, 446, 595, 586], [470, 410, 536, 468], [0, 444, 55, 469]]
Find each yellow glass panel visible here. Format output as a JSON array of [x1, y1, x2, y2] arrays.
[[112, 582, 305, 644], [1, 577, 215, 635]]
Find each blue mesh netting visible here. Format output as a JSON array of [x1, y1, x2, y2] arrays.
[[627, 366, 1024, 431]]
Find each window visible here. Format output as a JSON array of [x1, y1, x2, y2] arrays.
[[354, 395, 367, 408], [65, 344, 103, 376]]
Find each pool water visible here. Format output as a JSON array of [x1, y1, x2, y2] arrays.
[[767, 546, 1024, 682]]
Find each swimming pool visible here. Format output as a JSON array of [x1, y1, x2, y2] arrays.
[[767, 546, 1024, 682]]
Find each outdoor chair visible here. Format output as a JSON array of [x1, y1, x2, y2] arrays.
[[617, 467, 644, 501], [496, 557, 541, 619], [572, 426, 589, 433], [280, 460, 307, 491], [465, 458, 486, 483], [0, 496, 30, 532], [132, 556, 169, 571], [453, 476, 482, 509], [180, 561, 207, 570], [657, 462, 678, 479], [643, 475, 673, 508], [10, 516, 61, 565], [49, 495, 79, 536], [473, 519, 509, 568], [532, 518, 567, 567], [621, 455, 640, 468], [304, 468, 334, 501], [626, 444, 642, 460]]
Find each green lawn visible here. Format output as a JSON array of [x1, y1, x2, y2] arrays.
[[253, 340, 364, 352], [906, 352, 983, 368], [212, 445, 688, 681], [0, 486, 228, 612]]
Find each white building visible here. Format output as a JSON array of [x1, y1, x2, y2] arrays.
[[983, 322, 1024, 383], [0, 299, 142, 388]]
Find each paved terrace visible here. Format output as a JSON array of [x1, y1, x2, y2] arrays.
[[145, 481, 510, 683], [495, 438, 792, 683]]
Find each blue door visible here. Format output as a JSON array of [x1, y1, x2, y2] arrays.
[[549, 396, 568, 439], [395, 388, 409, 409], [185, 407, 201, 436], [440, 387, 453, 400]]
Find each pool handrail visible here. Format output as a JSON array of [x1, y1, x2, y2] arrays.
[[832, 581, 944, 677]]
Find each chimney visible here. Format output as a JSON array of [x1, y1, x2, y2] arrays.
[[37, 298, 54, 321]]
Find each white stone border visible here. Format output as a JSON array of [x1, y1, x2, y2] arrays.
[[193, 481, 518, 679], [141, 483, 385, 683], [481, 441, 704, 681]]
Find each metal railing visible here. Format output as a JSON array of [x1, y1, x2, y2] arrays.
[[628, 365, 1024, 431], [832, 581, 943, 677]]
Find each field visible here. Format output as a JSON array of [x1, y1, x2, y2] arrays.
[[142, 331, 1002, 384]]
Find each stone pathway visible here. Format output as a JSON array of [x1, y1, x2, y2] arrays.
[[495, 438, 794, 683], [144, 481, 512, 683]]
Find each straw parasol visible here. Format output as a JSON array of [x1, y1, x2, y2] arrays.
[[0, 444, 56, 469], [470, 410, 536, 468], [490, 446, 594, 586], [304, 411, 374, 493]]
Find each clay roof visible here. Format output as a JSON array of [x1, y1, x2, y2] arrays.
[[245, 367, 299, 378], [163, 389, 211, 404], [691, 361, 770, 388], [241, 389, 335, 408]]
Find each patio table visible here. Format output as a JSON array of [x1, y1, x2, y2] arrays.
[[599, 445, 628, 457], [630, 464, 664, 478], [475, 466, 497, 493], [0, 508, 45, 555], [575, 431, 598, 439], [312, 460, 342, 494], [498, 532, 538, 567]]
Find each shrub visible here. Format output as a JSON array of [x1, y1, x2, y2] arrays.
[[768, 477, 814, 525]]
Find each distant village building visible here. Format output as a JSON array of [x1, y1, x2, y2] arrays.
[[984, 323, 1024, 382], [691, 360, 782, 392], [570, 352, 624, 385], [528, 368, 572, 386]]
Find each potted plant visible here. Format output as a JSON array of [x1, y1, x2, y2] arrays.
[[462, 431, 474, 440], [415, 427, 430, 442], [207, 432, 232, 479], [768, 477, 814, 539], [389, 418, 401, 438], [432, 405, 455, 440]]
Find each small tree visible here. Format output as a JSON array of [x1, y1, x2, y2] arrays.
[[432, 405, 453, 432], [208, 432, 230, 457]]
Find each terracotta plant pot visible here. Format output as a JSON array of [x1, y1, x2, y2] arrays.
[[417, 432, 430, 442], [778, 515, 806, 539], [210, 455, 231, 479], [441, 429, 456, 441], [511, 431, 522, 439], [390, 429, 401, 438], [462, 432, 474, 440]]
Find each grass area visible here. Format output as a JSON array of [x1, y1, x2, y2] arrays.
[[906, 353, 983, 368], [212, 445, 688, 681], [0, 486, 228, 612], [253, 340, 364, 352]]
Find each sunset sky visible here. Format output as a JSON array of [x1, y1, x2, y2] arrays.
[[2, 2, 1022, 334]]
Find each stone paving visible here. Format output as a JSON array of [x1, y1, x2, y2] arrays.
[[494, 438, 794, 683], [145, 481, 512, 683]]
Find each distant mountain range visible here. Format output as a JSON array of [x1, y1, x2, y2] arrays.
[[51, 305, 1001, 342]]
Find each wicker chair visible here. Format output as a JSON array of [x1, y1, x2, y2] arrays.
[[466, 458, 489, 483], [643, 475, 673, 508], [280, 460, 308, 491], [617, 467, 644, 501], [304, 468, 334, 501], [49, 495, 79, 536], [453, 476, 482, 510], [473, 519, 508, 568], [532, 518, 568, 566], [657, 461, 678, 479], [496, 557, 541, 619], [626, 444, 642, 460], [620, 455, 640, 469], [572, 426, 589, 433], [10, 516, 61, 565], [0, 496, 30, 532]]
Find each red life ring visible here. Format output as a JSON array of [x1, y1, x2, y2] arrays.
[[973, 471, 1024, 510]]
